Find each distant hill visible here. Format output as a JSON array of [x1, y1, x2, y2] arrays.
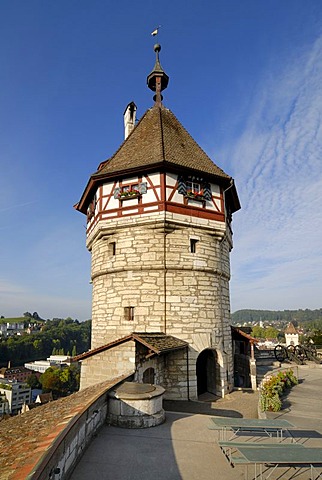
[[0, 317, 27, 324], [0, 312, 44, 324], [0, 316, 43, 325], [231, 309, 322, 324]]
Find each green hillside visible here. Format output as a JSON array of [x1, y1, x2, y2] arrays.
[[231, 308, 322, 324], [0, 317, 27, 324]]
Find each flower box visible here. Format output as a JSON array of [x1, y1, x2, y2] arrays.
[[119, 190, 141, 200], [186, 190, 204, 201]]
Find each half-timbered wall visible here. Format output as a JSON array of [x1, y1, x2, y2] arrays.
[[86, 172, 225, 237]]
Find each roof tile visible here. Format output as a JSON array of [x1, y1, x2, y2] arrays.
[[94, 105, 230, 180]]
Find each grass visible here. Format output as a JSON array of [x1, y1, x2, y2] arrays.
[[0, 317, 26, 324]]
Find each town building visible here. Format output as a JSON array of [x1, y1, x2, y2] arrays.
[[0, 379, 31, 415], [35, 392, 53, 404], [0, 392, 9, 416], [74, 44, 240, 400], [0, 321, 25, 338], [25, 355, 71, 374], [0, 366, 38, 383], [285, 322, 299, 347]]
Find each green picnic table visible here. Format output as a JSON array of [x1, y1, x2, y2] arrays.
[[210, 417, 296, 441], [236, 445, 322, 479]]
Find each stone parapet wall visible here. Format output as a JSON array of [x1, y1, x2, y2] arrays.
[[0, 375, 129, 480]]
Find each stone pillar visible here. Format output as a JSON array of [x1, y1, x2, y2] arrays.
[[250, 359, 257, 391]]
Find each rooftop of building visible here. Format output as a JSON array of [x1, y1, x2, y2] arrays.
[[74, 332, 188, 362], [76, 44, 240, 215], [285, 322, 298, 334], [2, 366, 322, 480]]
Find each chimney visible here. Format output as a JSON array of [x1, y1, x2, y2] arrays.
[[124, 102, 137, 139]]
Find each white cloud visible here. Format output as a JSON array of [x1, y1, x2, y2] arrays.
[[224, 34, 322, 311]]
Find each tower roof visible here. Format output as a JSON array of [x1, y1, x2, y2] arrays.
[[285, 322, 298, 334], [76, 104, 240, 213], [97, 105, 230, 178]]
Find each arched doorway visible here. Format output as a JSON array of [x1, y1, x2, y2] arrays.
[[143, 367, 155, 384], [196, 349, 219, 396]]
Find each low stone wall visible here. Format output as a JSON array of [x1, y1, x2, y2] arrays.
[[0, 374, 130, 480]]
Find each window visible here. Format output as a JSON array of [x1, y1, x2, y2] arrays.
[[120, 184, 140, 198], [177, 176, 212, 201], [190, 239, 198, 253], [114, 182, 147, 200], [122, 183, 139, 194], [124, 306, 135, 321], [186, 180, 202, 195], [109, 242, 116, 256]]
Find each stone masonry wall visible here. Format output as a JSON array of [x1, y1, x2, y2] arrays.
[[134, 349, 193, 400], [87, 211, 234, 396], [80, 342, 135, 390], [90, 215, 230, 338]]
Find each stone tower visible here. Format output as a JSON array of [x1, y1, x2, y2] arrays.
[[75, 45, 240, 399], [285, 322, 299, 347]]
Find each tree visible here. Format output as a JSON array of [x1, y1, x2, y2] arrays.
[[0, 318, 91, 368], [311, 331, 322, 345], [40, 367, 62, 397], [40, 365, 80, 398], [27, 373, 41, 389], [251, 326, 279, 340], [265, 326, 279, 339], [67, 363, 80, 392], [251, 326, 265, 339], [33, 339, 43, 352]]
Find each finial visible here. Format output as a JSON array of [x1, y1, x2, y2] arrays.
[[147, 43, 169, 105]]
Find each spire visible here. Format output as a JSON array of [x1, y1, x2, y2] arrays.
[[147, 44, 169, 105]]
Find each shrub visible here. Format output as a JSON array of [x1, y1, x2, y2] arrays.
[[259, 369, 298, 412]]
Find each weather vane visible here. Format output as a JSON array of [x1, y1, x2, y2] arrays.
[[151, 25, 161, 40]]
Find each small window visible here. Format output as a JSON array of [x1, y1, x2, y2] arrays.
[[190, 239, 198, 253], [122, 184, 139, 194], [124, 306, 135, 321], [186, 180, 202, 195], [109, 242, 116, 256]]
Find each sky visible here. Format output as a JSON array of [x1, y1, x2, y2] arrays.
[[0, 1, 321, 320]]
